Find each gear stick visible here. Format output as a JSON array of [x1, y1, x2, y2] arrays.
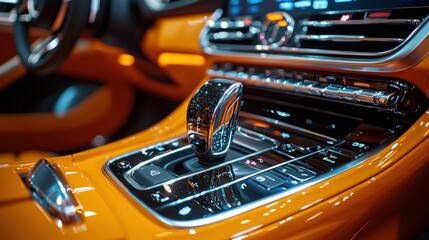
[[187, 79, 243, 165]]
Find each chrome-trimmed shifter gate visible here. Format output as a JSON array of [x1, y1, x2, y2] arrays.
[[103, 79, 400, 227]]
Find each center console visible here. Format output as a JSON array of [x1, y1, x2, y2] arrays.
[[104, 77, 426, 227], [104, 0, 429, 228]]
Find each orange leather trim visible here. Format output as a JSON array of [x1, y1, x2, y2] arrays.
[[68, 106, 429, 239], [0, 167, 30, 204], [1, 9, 429, 240], [0, 156, 126, 239], [0, 86, 428, 239], [0, 80, 134, 152]]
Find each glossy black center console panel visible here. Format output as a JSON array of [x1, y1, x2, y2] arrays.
[[103, 82, 426, 227]]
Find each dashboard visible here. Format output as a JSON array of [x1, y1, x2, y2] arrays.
[[105, 0, 429, 232], [202, 0, 429, 60], [228, 0, 429, 16]]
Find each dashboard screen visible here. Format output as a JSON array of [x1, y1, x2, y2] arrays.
[[228, 0, 429, 17]]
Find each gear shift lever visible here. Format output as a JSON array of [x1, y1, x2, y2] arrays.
[[187, 79, 243, 165]]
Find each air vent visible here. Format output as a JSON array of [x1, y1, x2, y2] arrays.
[[207, 17, 260, 45], [201, 8, 429, 58], [296, 8, 428, 53]]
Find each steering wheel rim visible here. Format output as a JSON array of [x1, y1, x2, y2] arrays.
[[14, 0, 91, 75]]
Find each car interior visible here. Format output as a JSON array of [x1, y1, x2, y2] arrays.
[[0, 0, 429, 239]]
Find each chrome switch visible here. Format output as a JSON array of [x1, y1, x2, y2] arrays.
[[187, 79, 243, 165]]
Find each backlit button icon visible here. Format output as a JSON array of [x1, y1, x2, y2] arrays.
[[255, 176, 266, 182], [179, 206, 192, 216], [117, 160, 131, 169], [150, 170, 161, 176]]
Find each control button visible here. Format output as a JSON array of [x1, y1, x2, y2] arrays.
[[355, 89, 376, 104], [279, 143, 314, 158], [132, 165, 176, 187], [374, 91, 397, 107], [341, 141, 371, 154], [242, 157, 268, 169], [322, 85, 341, 98], [270, 69, 287, 78], [301, 149, 351, 172], [251, 172, 284, 190], [276, 163, 316, 182], [297, 81, 322, 95], [305, 73, 316, 81], [178, 206, 192, 216], [279, 80, 298, 91], [338, 87, 358, 101], [294, 72, 304, 81], [340, 123, 392, 154], [232, 162, 258, 178], [156, 200, 212, 221], [151, 191, 171, 203], [283, 177, 300, 187], [117, 160, 131, 169], [318, 75, 336, 84]]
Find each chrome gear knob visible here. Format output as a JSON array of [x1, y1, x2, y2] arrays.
[[187, 79, 243, 165]]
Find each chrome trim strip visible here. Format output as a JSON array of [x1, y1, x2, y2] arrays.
[[89, 0, 100, 24], [200, 9, 429, 73], [207, 43, 393, 57], [208, 68, 398, 108], [301, 19, 421, 27], [28, 36, 60, 64], [297, 34, 404, 43], [0, 0, 18, 3]]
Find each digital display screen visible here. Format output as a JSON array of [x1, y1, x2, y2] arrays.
[[228, 0, 429, 17]]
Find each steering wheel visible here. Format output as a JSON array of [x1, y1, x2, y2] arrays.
[[14, 0, 91, 75]]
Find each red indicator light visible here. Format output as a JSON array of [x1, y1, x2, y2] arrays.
[[367, 11, 391, 19], [242, 17, 253, 26], [340, 14, 352, 22], [273, 130, 282, 136]]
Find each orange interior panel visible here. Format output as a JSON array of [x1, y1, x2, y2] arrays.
[[0, 70, 134, 152], [0, 5, 428, 240]]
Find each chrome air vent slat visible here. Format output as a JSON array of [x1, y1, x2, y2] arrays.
[[296, 35, 404, 43], [297, 9, 428, 53], [301, 19, 421, 27], [206, 16, 260, 45]]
